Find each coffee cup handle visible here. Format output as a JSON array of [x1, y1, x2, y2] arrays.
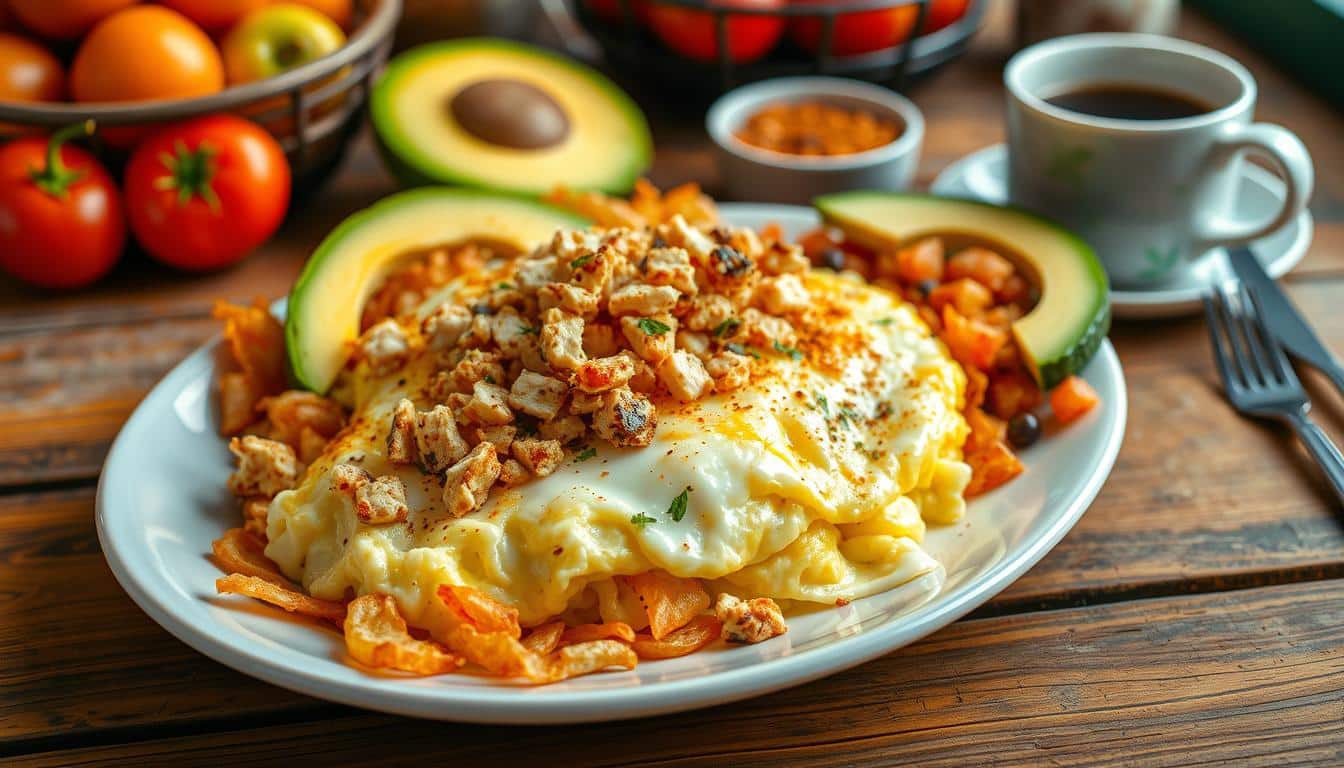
[[1193, 122, 1314, 253]]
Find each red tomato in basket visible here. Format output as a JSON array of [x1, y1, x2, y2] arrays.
[[789, 0, 920, 56], [921, 0, 971, 33], [0, 123, 126, 289], [585, 0, 654, 25], [647, 0, 785, 64], [124, 115, 291, 272]]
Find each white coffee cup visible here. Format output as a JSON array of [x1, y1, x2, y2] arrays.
[[1004, 33, 1313, 289]]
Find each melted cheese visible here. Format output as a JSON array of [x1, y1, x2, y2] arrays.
[[265, 271, 969, 630]]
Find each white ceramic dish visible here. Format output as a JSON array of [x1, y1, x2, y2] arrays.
[[706, 77, 924, 205], [97, 204, 1126, 724], [931, 143, 1313, 319]]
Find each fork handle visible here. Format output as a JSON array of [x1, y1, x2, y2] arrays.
[[1285, 411, 1344, 507]]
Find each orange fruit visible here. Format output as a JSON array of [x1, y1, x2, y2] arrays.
[[71, 6, 224, 104], [157, 0, 270, 33], [0, 33, 64, 102], [9, 0, 140, 40]]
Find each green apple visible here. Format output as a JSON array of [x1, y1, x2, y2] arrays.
[[222, 3, 346, 84]]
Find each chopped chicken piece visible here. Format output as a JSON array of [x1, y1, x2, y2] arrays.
[[582, 324, 620, 358], [511, 438, 564, 478], [607, 283, 680, 316], [657, 350, 713, 403], [592, 387, 657, 447], [386, 398, 417, 463], [355, 475, 409, 524], [422, 303, 472, 351], [442, 442, 501, 518], [715, 594, 787, 643], [626, 353, 658, 393], [490, 308, 534, 357], [540, 308, 587, 371], [661, 214, 716, 262], [242, 497, 269, 537], [459, 313, 492, 349], [706, 352, 751, 392], [684, 294, 736, 333], [498, 458, 530, 487], [227, 436, 299, 498], [507, 371, 568, 419], [742, 308, 796, 347], [620, 314, 676, 365], [574, 354, 636, 394], [538, 414, 585, 444], [754, 273, 811, 315], [641, 246, 697, 295], [758, 241, 810, 275], [566, 244, 615, 296], [464, 381, 514, 426], [513, 255, 559, 290], [538, 282, 600, 319], [470, 424, 516, 454], [359, 319, 411, 376], [415, 404, 469, 471], [445, 350, 506, 394], [569, 390, 603, 415], [676, 330, 710, 359], [330, 462, 372, 494], [549, 228, 603, 263], [517, 336, 551, 374]]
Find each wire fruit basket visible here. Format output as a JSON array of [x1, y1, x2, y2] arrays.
[[569, 0, 985, 96], [0, 0, 400, 196]]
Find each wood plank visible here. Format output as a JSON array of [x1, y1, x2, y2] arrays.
[[0, 489, 325, 747], [1, 482, 1341, 750], [7, 579, 1342, 767]]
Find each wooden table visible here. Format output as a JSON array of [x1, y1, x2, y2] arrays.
[[3, 6, 1343, 767]]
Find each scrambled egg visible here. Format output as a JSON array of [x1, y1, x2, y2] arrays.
[[265, 270, 970, 631]]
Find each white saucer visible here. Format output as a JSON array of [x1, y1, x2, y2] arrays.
[[930, 144, 1314, 319]]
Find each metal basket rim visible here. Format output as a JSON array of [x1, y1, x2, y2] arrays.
[[571, 0, 947, 17], [0, 0, 401, 125]]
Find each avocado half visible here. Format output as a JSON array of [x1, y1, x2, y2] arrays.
[[814, 192, 1110, 390], [371, 38, 652, 197], [287, 188, 589, 394]]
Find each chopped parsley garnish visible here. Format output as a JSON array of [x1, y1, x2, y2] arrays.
[[574, 446, 597, 462], [497, 282, 514, 290], [484, 375, 496, 384], [667, 486, 690, 522], [630, 513, 657, 528], [520, 324, 540, 336], [875, 317, 895, 326], [570, 253, 595, 269], [814, 391, 830, 416], [713, 318, 740, 338], [726, 343, 760, 359], [838, 406, 861, 429], [637, 317, 671, 335], [773, 340, 803, 361]]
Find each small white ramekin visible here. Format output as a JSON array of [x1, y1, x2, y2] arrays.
[[706, 76, 925, 205]]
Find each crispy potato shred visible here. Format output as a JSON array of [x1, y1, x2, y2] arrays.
[[344, 594, 464, 675], [545, 179, 717, 229], [212, 527, 288, 585], [624, 570, 712, 640], [216, 573, 348, 624], [631, 615, 723, 660]]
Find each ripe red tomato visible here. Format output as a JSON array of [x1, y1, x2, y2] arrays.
[[790, 0, 919, 56], [647, 0, 784, 64], [124, 115, 291, 271], [0, 122, 125, 289], [922, 0, 971, 33]]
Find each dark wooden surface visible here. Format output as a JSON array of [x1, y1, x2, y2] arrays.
[[2, 4, 1343, 766]]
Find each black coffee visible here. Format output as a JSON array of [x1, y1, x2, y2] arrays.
[[1044, 83, 1214, 120]]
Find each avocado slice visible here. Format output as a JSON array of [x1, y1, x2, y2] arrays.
[[371, 38, 652, 197], [814, 192, 1110, 389], [286, 187, 588, 394]]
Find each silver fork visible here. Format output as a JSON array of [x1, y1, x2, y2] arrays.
[[1205, 280, 1344, 505]]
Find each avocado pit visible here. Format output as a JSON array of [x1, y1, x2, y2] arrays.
[[449, 78, 570, 150]]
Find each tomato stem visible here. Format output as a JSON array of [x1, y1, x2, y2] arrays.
[[30, 120, 93, 199], [154, 140, 221, 213]]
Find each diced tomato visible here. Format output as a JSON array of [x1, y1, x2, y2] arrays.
[[928, 277, 993, 317], [941, 305, 1007, 371], [917, 303, 942, 333], [963, 365, 988, 411], [797, 227, 839, 259], [964, 439, 1025, 497], [981, 304, 1023, 330], [894, 236, 944, 283], [947, 247, 1015, 292], [988, 371, 1042, 420], [963, 406, 1004, 453], [1050, 375, 1100, 424], [996, 273, 1032, 305]]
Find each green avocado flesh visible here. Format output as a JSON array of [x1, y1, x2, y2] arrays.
[[286, 188, 589, 394], [814, 192, 1110, 390], [371, 38, 652, 196]]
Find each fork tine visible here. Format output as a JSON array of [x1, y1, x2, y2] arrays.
[[1204, 290, 1243, 394], [1245, 284, 1301, 387], [1212, 284, 1256, 391], [1230, 281, 1274, 386]]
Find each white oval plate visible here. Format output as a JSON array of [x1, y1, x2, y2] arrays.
[[97, 204, 1127, 724]]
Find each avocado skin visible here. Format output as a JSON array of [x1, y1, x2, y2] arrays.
[[814, 191, 1110, 389], [370, 38, 652, 196]]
